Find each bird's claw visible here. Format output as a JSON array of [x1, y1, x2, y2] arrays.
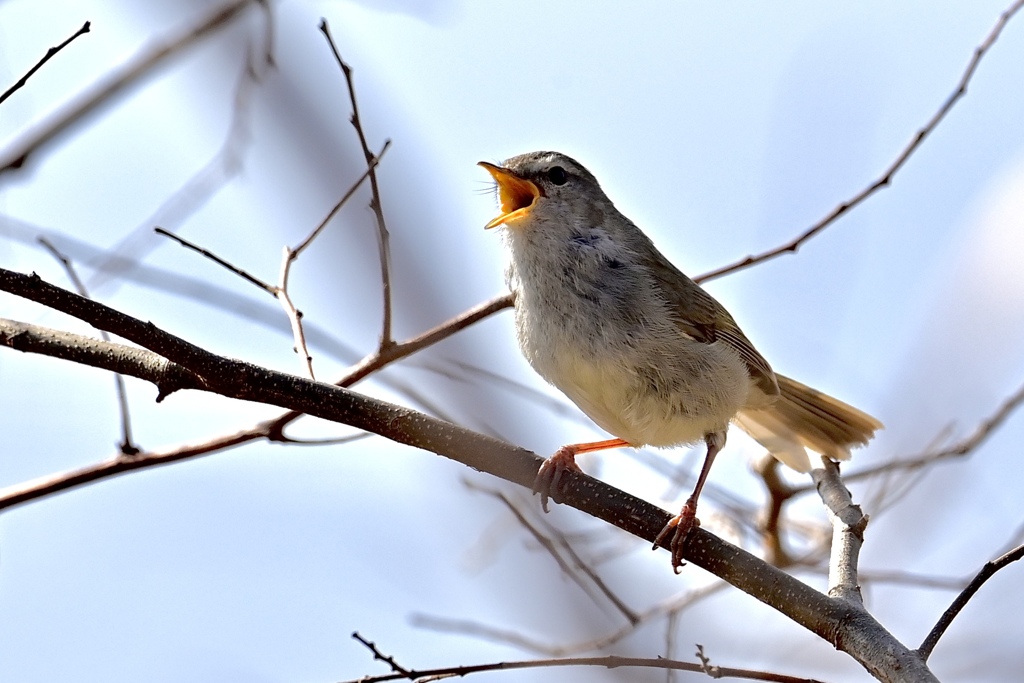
[[533, 446, 582, 513], [653, 504, 700, 573]]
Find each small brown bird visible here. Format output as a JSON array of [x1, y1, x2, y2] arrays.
[[480, 151, 882, 571]]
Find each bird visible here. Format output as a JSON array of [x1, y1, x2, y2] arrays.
[[478, 150, 882, 571]]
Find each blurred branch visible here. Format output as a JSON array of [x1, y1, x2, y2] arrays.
[[319, 19, 395, 348], [89, 39, 270, 290], [793, 380, 1024, 495], [413, 581, 726, 657], [694, 0, 1024, 284], [467, 481, 638, 623], [917, 542, 1024, 660], [37, 238, 139, 455], [0, 268, 938, 680], [0, 0, 259, 175], [347, 632, 826, 683], [0, 21, 91, 106], [753, 455, 797, 567]]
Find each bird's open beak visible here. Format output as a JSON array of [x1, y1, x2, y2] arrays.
[[478, 161, 540, 229]]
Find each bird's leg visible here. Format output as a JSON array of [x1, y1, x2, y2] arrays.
[[654, 430, 726, 573], [534, 437, 630, 513]]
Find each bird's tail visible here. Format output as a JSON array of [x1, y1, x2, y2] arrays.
[[734, 374, 882, 472]]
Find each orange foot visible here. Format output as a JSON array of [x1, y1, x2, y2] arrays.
[[653, 503, 701, 573], [533, 445, 583, 513]]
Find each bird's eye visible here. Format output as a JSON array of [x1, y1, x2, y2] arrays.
[[547, 166, 568, 185]]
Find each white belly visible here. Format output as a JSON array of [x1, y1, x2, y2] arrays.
[[517, 299, 751, 448]]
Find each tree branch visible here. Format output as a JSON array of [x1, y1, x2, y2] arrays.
[[0, 268, 936, 681], [346, 632, 826, 683], [917, 543, 1024, 660], [319, 19, 395, 348], [693, 0, 1024, 284], [0, 21, 91, 106], [0, 0, 258, 175]]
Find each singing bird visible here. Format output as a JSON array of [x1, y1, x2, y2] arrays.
[[480, 151, 881, 570]]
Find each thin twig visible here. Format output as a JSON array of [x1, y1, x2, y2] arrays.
[[0, 0, 258, 175], [154, 227, 274, 293], [338, 292, 512, 387], [917, 543, 1024, 660], [347, 639, 825, 683], [291, 140, 391, 256], [0, 21, 91, 105], [280, 139, 390, 378], [36, 238, 139, 455], [319, 19, 395, 348], [157, 146, 387, 382], [352, 632, 412, 677], [694, 0, 1024, 284], [276, 246, 315, 378]]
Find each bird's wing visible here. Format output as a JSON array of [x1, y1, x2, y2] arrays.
[[649, 250, 780, 397]]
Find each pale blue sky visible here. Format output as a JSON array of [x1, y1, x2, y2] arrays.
[[2, 2, 1024, 681]]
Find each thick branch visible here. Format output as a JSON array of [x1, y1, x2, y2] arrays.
[[0, 318, 206, 397], [0, 269, 936, 681]]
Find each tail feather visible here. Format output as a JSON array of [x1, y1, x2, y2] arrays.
[[734, 374, 882, 473]]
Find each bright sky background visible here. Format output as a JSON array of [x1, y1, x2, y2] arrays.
[[2, 1, 1024, 681]]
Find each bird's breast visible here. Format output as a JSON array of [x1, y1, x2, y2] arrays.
[[510, 267, 751, 448]]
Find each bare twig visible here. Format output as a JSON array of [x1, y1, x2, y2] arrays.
[[281, 139, 390, 378], [291, 141, 391, 256], [154, 225, 317, 376], [694, 0, 1024, 284], [917, 543, 1024, 660], [339, 292, 512, 387], [319, 19, 395, 348], [276, 247, 315, 378], [152, 137, 388, 380], [37, 238, 139, 455], [0, 21, 91, 106], [154, 227, 274, 293], [352, 632, 412, 677], [347, 636, 826, 683], [695, 644, 717, 677], [0, 0, 258, 175], [811, 459, 867, 605]]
